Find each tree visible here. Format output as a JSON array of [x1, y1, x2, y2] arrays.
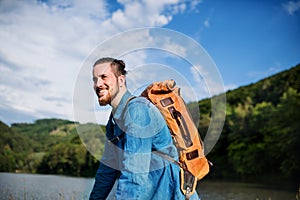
[[268, 88, 300, 180]]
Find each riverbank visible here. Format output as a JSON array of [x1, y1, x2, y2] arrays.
[[0, 172, 297, 200]]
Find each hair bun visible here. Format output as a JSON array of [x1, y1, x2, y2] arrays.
[[113, 59, 125, 69], [112, 59, 127, 75], [118, 60, 125, 69]]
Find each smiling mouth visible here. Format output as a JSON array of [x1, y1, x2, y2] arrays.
[[96, 88, 107, 97]]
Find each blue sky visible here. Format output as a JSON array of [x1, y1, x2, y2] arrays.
[[166, 0, 300, 86], [0, 0, 299, 125]]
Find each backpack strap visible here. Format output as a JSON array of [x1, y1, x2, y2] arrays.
[[109, 96, 136, 144], [153, 150, 196, 200]]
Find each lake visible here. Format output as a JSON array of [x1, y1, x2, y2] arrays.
[[0, 173, 296, 200]]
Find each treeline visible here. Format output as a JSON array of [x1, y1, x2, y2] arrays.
[[0, 119, 100, 177], [0, 63, 299, 184], [200, 63, 300, 183]]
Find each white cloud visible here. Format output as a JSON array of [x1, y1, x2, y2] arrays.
[[103, 0, 177, 29], [0, 0, 202, 125], [190, 64, 228, 98], [204, 18, 210, 28], [190, 64, 210, 98], [282, 0, 300, 15], [0, 1, 102, 124], [247, 66, 283, 83]]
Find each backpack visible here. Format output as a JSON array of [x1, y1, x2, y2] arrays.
[[140, 79, 211, 198]]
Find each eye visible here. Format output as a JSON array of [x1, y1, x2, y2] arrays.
[[101, 74, 108, 79], [92, 77, 97, 83]]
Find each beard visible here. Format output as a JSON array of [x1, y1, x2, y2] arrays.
[[95, 83, 119, 106], [98, 91, 111, 106]]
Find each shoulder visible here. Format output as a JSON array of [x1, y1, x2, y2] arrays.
[[127, 96, 162, 119], [126, 96, 154, 120], [124, 96, 165, 133], [128, 96, 151, 106]]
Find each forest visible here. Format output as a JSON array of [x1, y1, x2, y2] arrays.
[[1, 63, 299, 185]]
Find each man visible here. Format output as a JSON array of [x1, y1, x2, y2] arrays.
[[89, 57, 199, 199]]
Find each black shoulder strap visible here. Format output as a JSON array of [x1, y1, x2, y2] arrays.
[[109, 96, 136, 144], [120, 95, 136, 121]]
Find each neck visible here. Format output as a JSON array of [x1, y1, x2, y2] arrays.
[[111, 87, 127, 111]]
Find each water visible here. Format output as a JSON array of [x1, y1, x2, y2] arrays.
[[0, 173, 93, 200], [197, 180, 296, 200], [0, 173, 296, 200]]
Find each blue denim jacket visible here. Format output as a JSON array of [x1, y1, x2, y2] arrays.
[[90, 91, 200, 200]]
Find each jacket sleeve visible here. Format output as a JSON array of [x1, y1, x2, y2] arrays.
[[115, 99, 163, 199], [89, 140, 119, 200]]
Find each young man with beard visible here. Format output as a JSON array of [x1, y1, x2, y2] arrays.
[[89, 57, 199, 200]]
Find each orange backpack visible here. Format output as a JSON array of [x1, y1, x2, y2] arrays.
[[140, 80, 211, 198]]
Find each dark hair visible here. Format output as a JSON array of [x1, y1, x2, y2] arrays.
[[93, 57, 127, 77]]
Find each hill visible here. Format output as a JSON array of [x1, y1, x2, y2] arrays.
[[199, 63, 300, 183], [1, 119, 103, 176]]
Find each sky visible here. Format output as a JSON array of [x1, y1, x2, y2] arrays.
[[0, 0, 299, 126]]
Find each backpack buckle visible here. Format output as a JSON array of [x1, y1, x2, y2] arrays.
[[180, 168, 197, 199]]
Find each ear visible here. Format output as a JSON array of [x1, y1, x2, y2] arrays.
[[118, 75, 125, 87]]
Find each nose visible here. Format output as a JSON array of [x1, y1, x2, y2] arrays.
[[94, 77, 104, 88]]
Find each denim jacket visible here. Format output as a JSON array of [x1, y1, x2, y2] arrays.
[[90, 91, 200, 200]]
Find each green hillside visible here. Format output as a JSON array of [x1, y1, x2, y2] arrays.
[[1, 119, 102, 176], [0, 63, 299, 184], [199, 63, 300, 183]]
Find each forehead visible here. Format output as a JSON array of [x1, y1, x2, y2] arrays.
[[93, 62, 114, 75]]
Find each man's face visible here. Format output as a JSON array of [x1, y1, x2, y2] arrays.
[[93, 62, 119, 106]]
